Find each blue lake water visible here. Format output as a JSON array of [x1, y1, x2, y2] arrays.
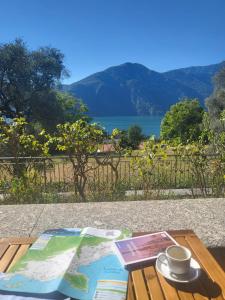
[[93, 115, 163, 137]]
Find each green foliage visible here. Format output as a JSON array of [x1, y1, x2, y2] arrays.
[[160, 99, 204, 143], [0, 117, 49, 177], [205, 67, 225, 132], [0, 39, 65, 118], [110, 128, 128, 153], [0, 39, 87, 131], [131, 137, 168, 194], [0, 117, 49, 156], [55, 92, 89, 123], [5, 177, 42, 204], [214, 67, 225, 89], [88, 180, 128, 202], [55, 119, 104, 200], [119, 125, 144, 150], [198, 112, 213, 144], [205, 68, 225, 195], [31, 91, 89, 132], [55, 120, 103, 155], [95, 128, 129, 186], [207, 113, 225, 191], [127, 125, 144, 149], [172, 142, 210, 196], [200, 110, 225, 157], [169, 119, 225, 197]]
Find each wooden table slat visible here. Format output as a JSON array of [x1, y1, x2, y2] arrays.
[[176, 235, 224, 300], [127, 275, 136, 300], [7, 244, 31, 272], [157, 272, 180, 300], [144, 266, 165, 300], [132, 270, 150, 300], [0, 245, 20, 272], [192, 279, 209, 300], [185, 235, 225, 298], [175, 236, 211, 300], [177, 289, 195, 300], [1, 237, 36, 245], [0, 243, 9, 259]]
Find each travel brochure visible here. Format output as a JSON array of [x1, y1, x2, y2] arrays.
[[0, 228, 131, 300], [114, 231, 178, 269]]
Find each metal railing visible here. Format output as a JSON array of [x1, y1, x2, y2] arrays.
[[0, 154, 222, 193]]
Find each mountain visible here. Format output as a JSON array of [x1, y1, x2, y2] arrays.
[[63, 61, 225, 116]]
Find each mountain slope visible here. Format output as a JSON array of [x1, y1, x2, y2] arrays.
[[63, 61, 225, 116], [164, 62, 225, 99]]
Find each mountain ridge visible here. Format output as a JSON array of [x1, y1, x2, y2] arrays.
[[63, 61, 225, 116]]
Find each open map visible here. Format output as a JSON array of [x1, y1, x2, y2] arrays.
[[0, 228, 131, 300]]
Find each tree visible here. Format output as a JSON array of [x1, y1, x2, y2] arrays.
[[131, 137, 168, 194], [205, 66, 225, 132], [0, 117, 49, 177], [127, 125, 144, 149], [31, 91, 89, 132], [117, 125, 144, 150], [54, 119, 104, 200], [0, 39, 85, 130], [160, 99, 204, 143], [95, 128, 129, 185], [215, 67, 225, 89], [116, 130, 130, 149]]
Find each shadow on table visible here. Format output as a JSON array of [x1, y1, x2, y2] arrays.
[[169, 270, 222, 298], [208, 247, 225, 272]]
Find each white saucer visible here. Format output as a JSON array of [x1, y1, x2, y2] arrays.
[[156, 256, 201, 283]]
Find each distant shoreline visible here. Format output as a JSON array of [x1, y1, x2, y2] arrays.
[[89, 114, 164, 117], [92, 115, 163, 136]]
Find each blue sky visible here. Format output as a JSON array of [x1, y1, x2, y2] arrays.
[[0, 0, 225, 83]]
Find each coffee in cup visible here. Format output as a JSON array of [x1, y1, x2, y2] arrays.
[[158, 245, 191, 275]]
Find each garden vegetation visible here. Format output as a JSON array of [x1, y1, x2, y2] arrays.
[[0, 39, 225, 203]]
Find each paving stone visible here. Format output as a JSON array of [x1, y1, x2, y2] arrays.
[[0, 199, 225, 247], [0, 204, 45, 237]]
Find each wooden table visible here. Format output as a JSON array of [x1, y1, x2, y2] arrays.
[[0, 230, 225, 300]]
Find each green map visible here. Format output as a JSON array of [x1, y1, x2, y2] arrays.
[[0, 228, 131, 300]]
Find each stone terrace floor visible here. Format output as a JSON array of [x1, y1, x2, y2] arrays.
[[0, 198, 225, 247]]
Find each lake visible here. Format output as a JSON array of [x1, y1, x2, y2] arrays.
[[93, 115, 163, 137]]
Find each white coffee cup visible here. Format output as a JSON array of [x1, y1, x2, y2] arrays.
[[158, 245, 192, 275]]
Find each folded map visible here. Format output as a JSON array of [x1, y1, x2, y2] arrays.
[[0, 228, 131, 300]]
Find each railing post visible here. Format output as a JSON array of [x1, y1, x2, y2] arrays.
[[43, 158, 47, 193]]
